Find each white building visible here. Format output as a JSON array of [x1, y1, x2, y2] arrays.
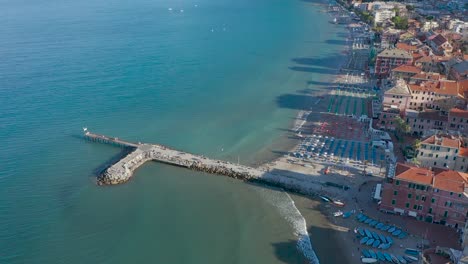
[[422, 21, 439, 32], [373, 9, 396, 26]]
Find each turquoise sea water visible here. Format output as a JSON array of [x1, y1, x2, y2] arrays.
[[0, 0, 347, 263]]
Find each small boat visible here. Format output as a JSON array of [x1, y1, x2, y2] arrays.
[[333, 211, 343, 217], [398, 232, 408, 239], [388, 227, 396, 233], [381, 225, 390, 231], [391, 254, 399, 263], [361, 258, 377, 263], [364, 229, 373, 238], [366, 238, 374, 246], [359, 216, 368, 223], [361, 249, 371, 258], [379, 234, 387, 244], [392, 229, 402, 236], [405, 255, 418, 261], [365, 218, 373, 224], [343, 211, 353, 219], [380, 243, 391, 250], [378, 243, 385, 249], [383, 253, 393, 262], [368, 250, 377, 259], [360, 237, 369, 244], [377, 251, 386, 261], [405, 248, 420, 256], [376, 223, 384, 229], [397, 255, 408, 264], [356, 213, 363, 219], [369, 220, 378, 227], [371, 232, 379, 240], [403, 256, 414, 263], [333, 200, 345, 207], [386, 236, 393, 244], [372, 239, 380, 248], [358, 228, 365, 237], [319, 195, 330, 202]]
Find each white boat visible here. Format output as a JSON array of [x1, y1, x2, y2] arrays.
[[319, 195, 330, 202], [333, 211, 343, 217], [333, 200, 345, 207], [361, 258, 377, 263]]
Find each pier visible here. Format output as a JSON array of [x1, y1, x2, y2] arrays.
[[84, 129, 326, 196]]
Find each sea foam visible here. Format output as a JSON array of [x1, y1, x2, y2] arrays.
[[256, 187, 320, 264]]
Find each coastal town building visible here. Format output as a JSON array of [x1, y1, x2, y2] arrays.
[[391, 65, 421, 81], [422, 21, 440, 32], [449, 60, 468, 81], [427, 34, 453, 56], [375, 49, 413, 78], [448, 108, 468, 135], [380, 163, 468, 229], [373, 9, 396, 26], [405, 110, 447, 136], [416, 134, 468, 172], [407, 80, 463, 111]]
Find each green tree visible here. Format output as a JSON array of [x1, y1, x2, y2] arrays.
[[406, 5, 415, 11], [412, 139, 421, 149], [394, 116, 410, 136], [391, 16, 409, 29]]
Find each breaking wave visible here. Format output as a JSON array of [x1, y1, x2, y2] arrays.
[[256, 187, 320, 264]]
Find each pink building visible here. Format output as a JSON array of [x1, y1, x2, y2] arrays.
[[380, 163, 468, 230], [375, 49, 413, 78]]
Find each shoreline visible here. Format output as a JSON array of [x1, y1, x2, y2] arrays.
[[260, 1, 368, 263]]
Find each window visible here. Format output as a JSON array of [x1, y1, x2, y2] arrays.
[[421, 196, 426, 201], [405, 203, 410, 208], [431, 197, 436, 203], [428, 208, 433, 214], [413, 204, 417, 210], [459, 194, 463, 198], [434, 161, 437, 166], [454, 157, 457, 161], [396, 180, 400, 186], [445, 201, 452, 207], [416, 195, 420, 201], [408, 193, 412, 199], [450, 192, 453, 196], [445, 155, 448, 160], [418, 205, 423, 211], [434, 189, 439, 193], [444, 163, 447, 167], [435, 154, 439, 158], [444, 211, 448, 217], [392, 199, 396, 205], [394, 191, 398, 195]]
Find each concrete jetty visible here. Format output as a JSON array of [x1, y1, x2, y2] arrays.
[[84, 129, 327, 196]]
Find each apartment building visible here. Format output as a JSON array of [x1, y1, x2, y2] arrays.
[[416, 134, 468, 172], [375, 49, 413, 78], [381, 163, 468, 229]]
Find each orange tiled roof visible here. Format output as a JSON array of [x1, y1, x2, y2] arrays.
[[394, 163, 468, 193], [433, 170, 468, 193], [395, 163, 433, 185], [421, 134, 462, 148], [392, 65, 421, 74], [396, 43, 419, 52], [411, 73, 445, 81], [450, 108, 468, 118], [408, 81, 460, 96]]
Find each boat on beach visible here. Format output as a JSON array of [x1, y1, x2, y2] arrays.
[[360, 237, 369, 244], [368, 250, 377, 259], [319, 195, 330, 202], [405, 248, 420, 256], [364, 229, 372, 238], [361, 258, 377, 263], [365, 238, 374, 246], [392, 229, 402, 236], [376, 223, 384, 229], [397, 255, 408, 264], [361, 249, 371, 258], [383, 253, 393, 262], [388, 226, 395, 233], [334, 211, 343, 217], [358, 228, 365, 236], [376, 251, 385, 261], [333, 200, 345, 207], [372, 239, 380, 248], [381, 225, 390, 231]]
